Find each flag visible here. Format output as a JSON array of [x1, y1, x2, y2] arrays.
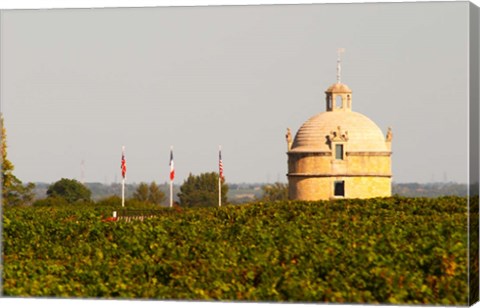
[[219, 148, 224, 181], [169, 148, 175, 181], [121, 146, 126, 179]]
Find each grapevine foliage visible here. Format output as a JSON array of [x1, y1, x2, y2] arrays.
[[2, 196, 470, 304]]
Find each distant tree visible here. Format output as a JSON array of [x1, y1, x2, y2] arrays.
[[261, 182, 288, 202], [132, 181, 166, 205], [178, 172, 228, 207], [1, 114, 35, 206], [133, 182, 149, 202], [46, 178, 91, 203], [6, 182, 36, 206], [1, 115, 17, 191], [148, 181, 165, 205]]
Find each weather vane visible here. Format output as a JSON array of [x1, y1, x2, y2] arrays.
[[337, 48, 346, 84]]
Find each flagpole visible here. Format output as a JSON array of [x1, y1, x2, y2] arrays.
[[122, 177, 125, 207], [121, 145, 126, 207], [170, 180, 173, 208], [219, 145, 222, 207], [169, 146, 174, 208]]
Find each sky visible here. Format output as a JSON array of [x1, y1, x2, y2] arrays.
[[0, 0, 476, 185]]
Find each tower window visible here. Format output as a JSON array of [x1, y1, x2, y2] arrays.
[[334, 181, 345, 197], [336, 95, 342, 109], [335, 144, 344, 160]]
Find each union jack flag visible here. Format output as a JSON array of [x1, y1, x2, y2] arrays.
[[121, 146, 126, 179]]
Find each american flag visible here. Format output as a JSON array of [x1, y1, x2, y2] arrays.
[[169, 148, 175, 181], [121, 146, 126, 179], [219, 148, 224, 181]]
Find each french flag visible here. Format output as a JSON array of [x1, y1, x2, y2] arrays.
[[169, 148, 175, 181]]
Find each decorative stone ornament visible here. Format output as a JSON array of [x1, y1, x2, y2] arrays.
[[328, 126, 349, 143], [286, 128, 293, 151], [386, 127, 393, 142]]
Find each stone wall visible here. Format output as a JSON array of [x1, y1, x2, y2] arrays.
[[288, 176, 391, 200], [287, 151, 391, 200]]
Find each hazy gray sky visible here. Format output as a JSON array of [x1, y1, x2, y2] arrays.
[[0, 1, 473, 184]]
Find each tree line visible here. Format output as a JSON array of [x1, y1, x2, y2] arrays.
[[17, 177, 286, 208], [30, 173, 236, 208]]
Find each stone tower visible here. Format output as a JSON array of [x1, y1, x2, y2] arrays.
[[286, 51, 392, 200]]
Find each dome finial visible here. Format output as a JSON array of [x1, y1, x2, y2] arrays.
[[337, 48, 346, 83]]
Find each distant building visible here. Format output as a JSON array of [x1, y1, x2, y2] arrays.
[[286, 51, 392, 200]]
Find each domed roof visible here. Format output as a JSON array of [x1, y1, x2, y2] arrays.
[[291, 110, 387, 152], [325, 82, 352, 93]]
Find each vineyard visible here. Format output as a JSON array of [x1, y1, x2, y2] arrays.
[[1, 196, 473, 304]]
